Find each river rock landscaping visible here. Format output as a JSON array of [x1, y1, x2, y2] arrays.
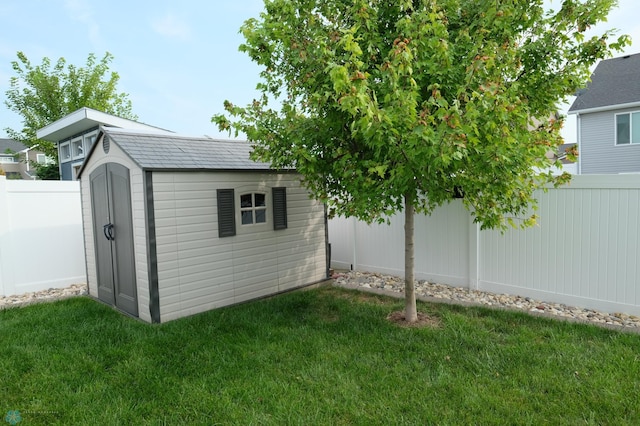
[[3, 274, 640, 331], [333, 270, 640, 330], [0, 284, 87, 308]]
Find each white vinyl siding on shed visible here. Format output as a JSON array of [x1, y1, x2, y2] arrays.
[[151, 172, 325, 322], [579, 107, 640, 174]]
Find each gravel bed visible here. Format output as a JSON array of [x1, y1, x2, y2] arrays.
[[333, 271, 640, 330], [4, 275, 640, 332], [0, 284, 87, 309]]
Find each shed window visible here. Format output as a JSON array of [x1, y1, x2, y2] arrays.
[[616, 112, 640, 145], [240, 193, 267, 225]]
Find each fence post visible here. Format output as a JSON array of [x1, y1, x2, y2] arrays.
[[0, 176, 15, 296], [468, 215, 480, 290], [351, 216, 358, 271]]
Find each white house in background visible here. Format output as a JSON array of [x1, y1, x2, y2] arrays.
[[568, 53, 640, 174], [36, 107, 172, 181], [0, 138, 52, 180]]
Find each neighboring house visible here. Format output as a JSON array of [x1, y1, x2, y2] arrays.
[[0, 138, 52, 180], [36, 107, 173, 181], [532, 113, 578, 175], [544, 143, 578, 175], [568, 53, 640, 174]]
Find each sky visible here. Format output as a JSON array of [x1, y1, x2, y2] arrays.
[[0, 0, 639, 143]]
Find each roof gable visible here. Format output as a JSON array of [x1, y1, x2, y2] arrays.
[[0, 138, 28, 154], [569, 53, 640, 114], [79, 127, 274, 177]]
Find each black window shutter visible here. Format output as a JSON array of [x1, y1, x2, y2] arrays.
[[272, 187, 287, 230], [217, 189, 236, 237]]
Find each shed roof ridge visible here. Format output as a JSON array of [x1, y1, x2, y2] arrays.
[[102, 126, 249, 144]]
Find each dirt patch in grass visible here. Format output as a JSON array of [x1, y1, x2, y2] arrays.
[[387, 311, 442, 329]]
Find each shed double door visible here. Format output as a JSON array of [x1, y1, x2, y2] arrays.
[[90, 163, 138, 317]]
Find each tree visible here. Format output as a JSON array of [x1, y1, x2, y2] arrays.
[[213, 0, 629, 322], [34, 163, 60, 180], [4, 52, 137, 159]]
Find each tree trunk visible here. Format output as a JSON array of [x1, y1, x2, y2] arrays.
[[404, 194, 417, 322]]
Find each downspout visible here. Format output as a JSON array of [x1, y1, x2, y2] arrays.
[[24, 147, 35, 180], [57, 143, 63, 179], [576, 113, 582, 175]]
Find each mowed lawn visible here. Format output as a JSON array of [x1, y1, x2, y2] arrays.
[[1, 286, 639, 425]]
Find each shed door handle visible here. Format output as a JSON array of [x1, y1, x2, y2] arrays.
[[103, 223, 114, 241]]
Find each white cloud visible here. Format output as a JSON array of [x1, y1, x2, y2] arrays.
[[64, 0, 102, 49], [151, 13, 192, 41]]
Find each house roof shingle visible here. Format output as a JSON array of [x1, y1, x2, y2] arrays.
[[0, 138, 27, 154], [93, 127, 274, 172], [568, 53, 640, 113]]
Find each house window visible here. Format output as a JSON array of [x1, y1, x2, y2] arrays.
[[71, 137, 84, 159], [240, 193, 267, 225], [36, 154, 55, 165], [72, 162, 83, 180], [84, 131, 98, 153], [0, 156, 16, 163], [616, 112, 640, 145], [59, 142, 71, 162]]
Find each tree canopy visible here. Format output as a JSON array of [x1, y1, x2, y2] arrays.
[[4, 51, 136, 159], [214, 0, 629, 321]]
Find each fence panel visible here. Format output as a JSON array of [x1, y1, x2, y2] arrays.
[[479, 175, 640, 314], [0, 176, 85, 296], [328, 175, 640, 316]]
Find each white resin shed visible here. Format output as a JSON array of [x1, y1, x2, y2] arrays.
[[78, 127, 328, 323]]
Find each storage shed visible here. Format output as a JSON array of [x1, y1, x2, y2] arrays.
[[78, 126, 328, 323]]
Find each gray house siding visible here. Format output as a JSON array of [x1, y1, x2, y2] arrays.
[[579, 106, 640, 174], [60, 162, 73, 181]]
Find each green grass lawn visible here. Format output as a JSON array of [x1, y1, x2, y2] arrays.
[[1, 286, 639, 425]]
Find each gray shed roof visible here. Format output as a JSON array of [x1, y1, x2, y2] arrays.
[[91, 127, 273, 172], [0, 138, 27, 154], [568, 53, 640, 114]]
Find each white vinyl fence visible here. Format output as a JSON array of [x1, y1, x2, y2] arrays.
[[329, 174, 640, 316], [0, 176, 85, 297]]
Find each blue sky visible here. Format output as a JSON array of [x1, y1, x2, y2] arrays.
[[1, 0, 639, 142]]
